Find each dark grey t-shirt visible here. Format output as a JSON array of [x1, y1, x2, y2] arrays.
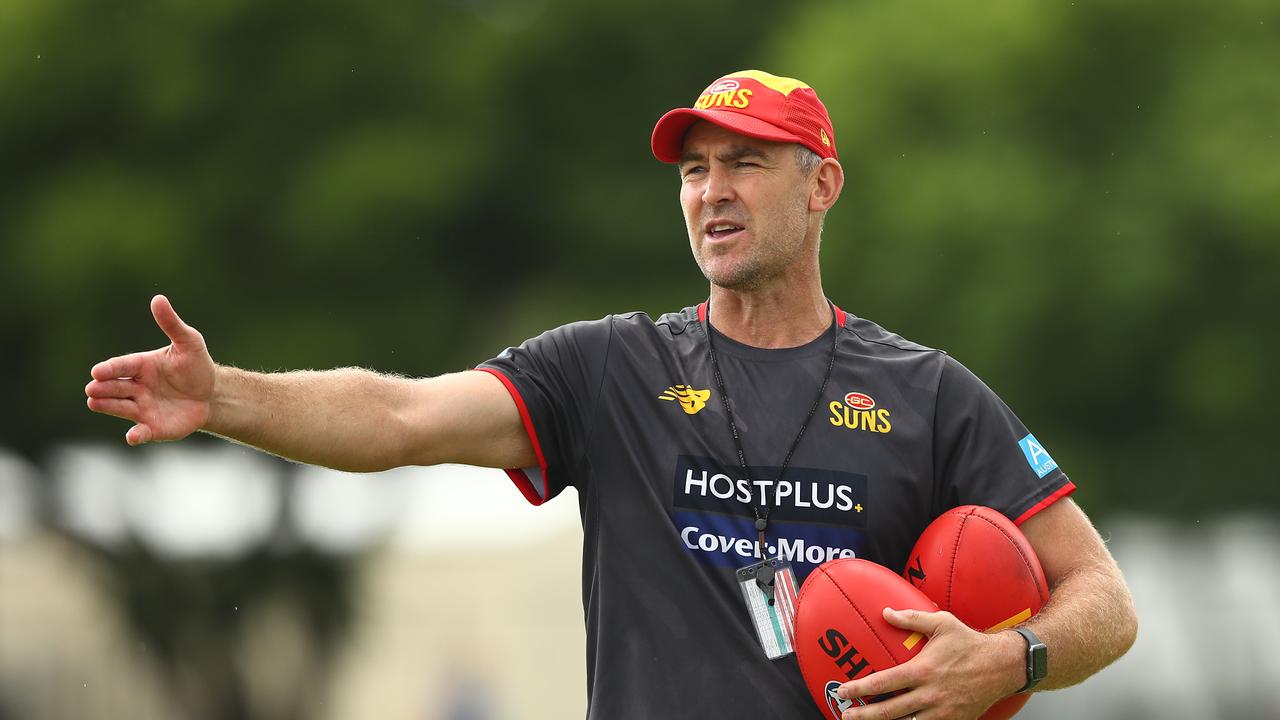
[[477, 303, 1074, 719]]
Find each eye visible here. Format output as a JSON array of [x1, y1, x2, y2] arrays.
[[736, 161, 760, 169], [680, 165, 706, 179]]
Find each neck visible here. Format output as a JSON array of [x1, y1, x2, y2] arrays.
[[706, 281, 831, 349]]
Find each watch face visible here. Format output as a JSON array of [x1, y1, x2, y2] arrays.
[[1030, 642, 1048, 680]]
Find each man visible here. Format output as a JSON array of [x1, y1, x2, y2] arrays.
[[86, 70, 1136, 719]]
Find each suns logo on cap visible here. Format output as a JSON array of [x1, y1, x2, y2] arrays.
[[694, 78, 753, 110]]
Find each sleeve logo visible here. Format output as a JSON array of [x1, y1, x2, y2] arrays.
[[1018, 434, 1059, 478], [659, 385, 712, 415]]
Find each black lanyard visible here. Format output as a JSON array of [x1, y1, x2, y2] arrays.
[[704, 302, 840, 558]]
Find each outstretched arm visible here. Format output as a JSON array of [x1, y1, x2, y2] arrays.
[[86, 295, 535, 472], [835, 499, 1137, 720]]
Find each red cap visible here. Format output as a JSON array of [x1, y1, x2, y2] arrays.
[[651, 69, 837, 163]]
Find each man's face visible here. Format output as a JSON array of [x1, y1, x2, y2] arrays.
[[678, 122, 814, 291]]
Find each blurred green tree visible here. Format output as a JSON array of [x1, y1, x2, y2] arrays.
[[769, 0, 1279, 516], [0, 0, 788, 717], [2, 0, 1277, 715], [0, 0, 786, 457], [0, 0, 1273, 577]]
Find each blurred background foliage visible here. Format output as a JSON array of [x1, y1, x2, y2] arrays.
[[5, 0, 1278, 514], [1, 0, 1277, 717], [1, 0, 1277, 557], [4, 0, 1271, 516], [778, 0, 1280, 516]]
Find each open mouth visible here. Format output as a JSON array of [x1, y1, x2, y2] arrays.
[[705, 222, 745, 240]]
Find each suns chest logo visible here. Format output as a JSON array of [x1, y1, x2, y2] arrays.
[[829, 391, 892, 434]]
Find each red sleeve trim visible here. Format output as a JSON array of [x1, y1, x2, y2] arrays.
[[1014, 481, 1076, 525], [474, 367, 551, 506]]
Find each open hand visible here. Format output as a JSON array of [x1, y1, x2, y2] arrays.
[[85, 295, 216, 445]]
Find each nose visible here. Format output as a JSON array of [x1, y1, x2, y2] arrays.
[[702, 165, 735, 205]]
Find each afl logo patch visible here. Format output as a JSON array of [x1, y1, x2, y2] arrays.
[[707, 79, 740, 93], [824, 680, 858, 717], [844, 392, 875, 410]]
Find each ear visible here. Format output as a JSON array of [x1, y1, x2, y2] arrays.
[[808, 159, 844, 213]]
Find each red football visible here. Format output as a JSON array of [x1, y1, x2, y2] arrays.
[[795, 559, 939, 719], [904, 505, 1050, 720]]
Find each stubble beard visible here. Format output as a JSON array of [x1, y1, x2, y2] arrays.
[[692, 202, 811, 292]]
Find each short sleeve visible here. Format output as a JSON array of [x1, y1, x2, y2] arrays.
[[932, 356, 1076, 524], [475, 316, 612, 505]]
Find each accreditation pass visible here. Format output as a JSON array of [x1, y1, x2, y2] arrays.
[[736, 557, 799, 659]]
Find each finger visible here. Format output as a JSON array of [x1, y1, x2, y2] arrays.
[[86, 378, 138, 399], [86, 396, 140, 422], [883, 607, 947, 635], [91, 352, 146, 381], [151, 294, 201, 347], [126, 423, 153, 446], [839, 664, 915, 704], [841, 687, 924, 720]]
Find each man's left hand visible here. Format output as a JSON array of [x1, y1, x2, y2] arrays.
[[836, 607, 1023, 720]]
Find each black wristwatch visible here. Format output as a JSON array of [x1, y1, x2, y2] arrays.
[[1012, 627, 1048, 693]]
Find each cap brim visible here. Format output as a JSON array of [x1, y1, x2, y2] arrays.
[[650, 108, 807, 163]]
